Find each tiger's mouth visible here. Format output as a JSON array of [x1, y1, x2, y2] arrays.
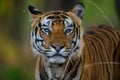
[[44, 43, 81, 64], [45, 48, 70, 58], [45, 47, 72, 64], [46, 52, 69, 58]]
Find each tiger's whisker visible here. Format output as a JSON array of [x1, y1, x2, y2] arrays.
[[80, 62, 120, 70]]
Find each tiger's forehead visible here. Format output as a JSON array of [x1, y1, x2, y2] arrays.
[[40, 11, 73, 27], [43, 11, 69, 18]]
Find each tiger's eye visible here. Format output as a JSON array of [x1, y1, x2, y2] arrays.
[[44, 28, 50, 32], [42, 28, 51, 35], [65, 28, 73, 35], [65, 29, 72, 33]]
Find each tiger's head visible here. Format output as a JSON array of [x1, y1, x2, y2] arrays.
[[29, 3, 85, 64]]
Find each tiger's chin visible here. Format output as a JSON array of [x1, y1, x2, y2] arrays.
[[48, 56, 66, 64]]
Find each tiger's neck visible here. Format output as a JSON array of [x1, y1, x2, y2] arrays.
[[35, 56, 82, 80], [48, 63, 66, 79]]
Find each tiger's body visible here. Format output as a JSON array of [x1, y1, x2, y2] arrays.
[[82, 26, 120, 80], [28, 3, 120, 80]]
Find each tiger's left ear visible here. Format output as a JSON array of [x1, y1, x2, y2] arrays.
[[28, 5, 41, 20], [72, 2, 85, 19]]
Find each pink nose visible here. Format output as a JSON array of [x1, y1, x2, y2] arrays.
[[51, 43, 65, 51]]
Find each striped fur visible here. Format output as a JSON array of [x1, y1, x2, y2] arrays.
[[28, 3, 120, 80], [81, 25, 120, 80], [34, 25, 120, 80]]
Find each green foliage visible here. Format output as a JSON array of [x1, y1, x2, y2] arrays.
[[3, 67, 23, 80], [0, 0, 13, 17], [82, 0, 119, 28]]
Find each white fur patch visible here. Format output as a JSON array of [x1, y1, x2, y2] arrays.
[[64, 18, 73, 27], [49, 56, 65, 64], [41, 17, 52, 27]]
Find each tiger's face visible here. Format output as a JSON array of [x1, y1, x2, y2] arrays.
[[29, 3, 85, 64]]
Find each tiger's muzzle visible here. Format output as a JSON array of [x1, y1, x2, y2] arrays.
[[44, 43, 72, 64]]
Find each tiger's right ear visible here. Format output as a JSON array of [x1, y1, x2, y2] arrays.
[[28, 5, 41, 20], [72, 2, 85, 19]]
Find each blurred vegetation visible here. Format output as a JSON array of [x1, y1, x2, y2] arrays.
[[0, 0, 119, 80]]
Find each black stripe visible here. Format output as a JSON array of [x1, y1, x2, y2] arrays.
[[75, 26, 80, 39], [71, 58, 82, 78], [32, 26, 38, 37], [33, 43, 42, 53], [38, 23, 41, 27], [60, 15, 68, 19], [47, 16, 56, 19], [35, 27, 38, 37], [62, 58, 82, 79], [39, 71, 48, 80]]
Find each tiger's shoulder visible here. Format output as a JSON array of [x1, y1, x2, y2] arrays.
[[84, 25, 120, 41]]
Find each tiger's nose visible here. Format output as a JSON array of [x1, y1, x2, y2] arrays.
[[51, 43, 65, 51]]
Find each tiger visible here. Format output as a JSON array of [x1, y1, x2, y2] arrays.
[[28, 2, 120, 80]]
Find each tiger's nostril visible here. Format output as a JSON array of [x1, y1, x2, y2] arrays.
[[51, 43, 65, 51]]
